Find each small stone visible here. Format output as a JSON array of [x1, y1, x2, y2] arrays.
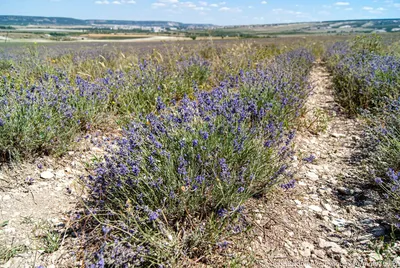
[[331, 245, 347, 255], [318, 238, 337, 248], [340, 257, 348, 265], [360, 219, 374, 225], [393, 257, 400, 266], [4, 227, 16, 234], [318, 238, 344, 254], [2, 195, 11, 201], [337, 187, 354, 195], [299, 249, 311, 257], [34, 229, 46, 237], [353, 187, 362, 194], [40, 171, 54, 179], [331, 133, 346, 138], [372, 227, 386, 237], [309, 205, 323, 212], [307, 172, 319, 181], [313, 249, 325, 258], [294, 200, 302, 206], [322, 203, 332, 211], [55, 170, 66, 179], [327, 236, 341, 243], [368, 252, 383, 261], [332, 218, 346, 227], [301, 242, 314, 251], [363, 200, 376, 206], [342, 230, 352, 237]]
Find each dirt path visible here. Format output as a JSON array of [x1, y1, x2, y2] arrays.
[[250, 63, 399, 267]]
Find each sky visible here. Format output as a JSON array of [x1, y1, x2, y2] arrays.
[[0, 0, 400, 25]]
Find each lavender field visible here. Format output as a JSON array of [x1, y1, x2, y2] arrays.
[[1, 35, 400, 267]]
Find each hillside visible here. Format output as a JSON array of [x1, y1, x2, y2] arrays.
[[0, 15, 213, 28]]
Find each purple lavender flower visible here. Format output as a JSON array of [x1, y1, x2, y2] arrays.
[[281, 179, 296, 190], [237, 186, 245, 193], [148, 209, 161, 221], [102, 225, 111, 235], [217, 241, 230, 250], [303, 154, 316, 163], [25, 177, 34, 185]]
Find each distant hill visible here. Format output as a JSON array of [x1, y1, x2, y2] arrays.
[[0, 15, 86, 26], [0, 15, 213, 28]]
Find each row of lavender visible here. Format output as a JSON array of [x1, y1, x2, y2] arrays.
[[76, 49, 315, 266], [0, 47, 210, 161], [0, 42, 288, 162], [325, 35, 400, 228]]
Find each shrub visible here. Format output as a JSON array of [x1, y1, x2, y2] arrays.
[[77, 49, 315, 266], [325, 38, 400, 115], [366, 99, 400, 222]]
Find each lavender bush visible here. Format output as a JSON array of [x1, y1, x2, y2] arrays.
[[78, 49, 315, 266], [0, 48, 212, 161], [325, 36, 400, 114], [1, 41, 294, 161], [366, 99, 400, 221]]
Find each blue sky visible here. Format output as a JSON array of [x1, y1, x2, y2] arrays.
[[1, 0, 399, 25]]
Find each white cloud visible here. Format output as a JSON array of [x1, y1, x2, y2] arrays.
[[96, 0, 135, 4], [363, 6, 386, 13], [261, 1, 267, 4], [334, 2, 350, 6], [219, 6, 242, 12], [95, 0, 110, 4], [152, 2, 166, 7]]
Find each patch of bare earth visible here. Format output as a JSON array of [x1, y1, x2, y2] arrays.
[[246, 63, 400, 267], [0, 130, 120, 268]]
